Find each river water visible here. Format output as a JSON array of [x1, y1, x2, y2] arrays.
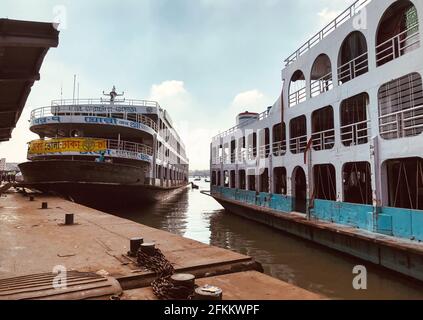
[[107, 180, 423, 300]]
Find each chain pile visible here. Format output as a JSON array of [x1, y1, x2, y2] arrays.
[[137, 247, 196, 300]]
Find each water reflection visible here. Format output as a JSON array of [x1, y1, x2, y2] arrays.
[[105, 180, 423, 300]]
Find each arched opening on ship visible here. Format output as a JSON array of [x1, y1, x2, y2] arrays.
[[273, 167, 287, 195], [341, 93, 370, 146], [238, 136, 246, 163], [312, 106, 335, 151], [376, 0, 420, 67], [338, 31, 368, 84], [292, 166, 307, 213], [230, 139, 236, 163], [290, 115, 307, 154], [230, 170, 236, 188], [259, 128, 270, 158], [217, 170, 221, 186], [211, 170, 216, 186], [272, 123, 286, 156], [248, 132, 257, 160], [313, 164, 336, 201], [259, 168, 269, 193], [311, 54, 333, 97], [384, 157, 423, 210], [248, 173, 256, 192], [224, 170, 229, 187], [289, 70, 306, 107], [238, 170, 246, 190], [343, 162, 372, 205], [378, 72, 423, 140]]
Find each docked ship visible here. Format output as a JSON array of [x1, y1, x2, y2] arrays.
[[19, 87, 189, 206], [210, 0, 423, 280]]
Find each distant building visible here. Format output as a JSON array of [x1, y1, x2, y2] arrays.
[[0, 158, 6, 171]]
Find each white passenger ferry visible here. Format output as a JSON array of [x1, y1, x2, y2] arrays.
[[211, 0, 423, 247], [20, 87, 189, 206]]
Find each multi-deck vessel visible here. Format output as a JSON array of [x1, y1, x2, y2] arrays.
[[210, 0, 423, 279], [20, 87, 189, 206]]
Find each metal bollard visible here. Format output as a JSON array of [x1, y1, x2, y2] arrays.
[[29, 196, 35, 201], [170, 273, 196, 289], [193, 285, 223, 300], [129, 237, 144, 256], [41, 202, 48, 209], [140, 242, 156, 256], [65, 213, 74, 225]]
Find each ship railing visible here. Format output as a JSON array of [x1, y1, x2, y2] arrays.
[[51, 98, 159, 108], [337, 51, 369, 84], [379, 104, 423, 139], [289, 87, 307, 107], [106, 139, 153, 156], [341, 120, 370, 146], [212, 109, 270, 141], [311, 128, 335, 151], [289, 135, 308, 154], [310, 72, 333, 97], [284, 0, 371, 66], [376, 24, 420, 66], [30, 106, 159, 132], [272, 140, 287, 157], [247, 147, 258, 161], [258, 144, 271, 159], [237, 149, 247, 162]]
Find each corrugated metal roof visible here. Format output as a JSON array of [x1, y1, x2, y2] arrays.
[[0, 19, 59, 141]]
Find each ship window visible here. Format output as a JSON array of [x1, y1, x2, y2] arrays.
[[313, 164, 336, 201], [386, 157, 423, 210], [338, 31, 368, 84], [289, 70, 307, 107], [289, 115, 307, 154], [248, 174, 256, 192], [230, 170, 236, 188], [312, 106, 335, 151], [343, 162, 372, 205], [259, 168, 269, 193], [273, 167, 287, 195], [311, 54, 333, 97], [272, 123, 286, 157], [230, 140, 236, 164], [224, 171, 229, 187], [378, 73, 423, 140], [341, 93, 370, 146], [376, 0, 420, 67], [259, 128, 270, 159], [239, 170, 246, 190]]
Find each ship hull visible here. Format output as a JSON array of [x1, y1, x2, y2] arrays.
[[19, 160, 189, 208]]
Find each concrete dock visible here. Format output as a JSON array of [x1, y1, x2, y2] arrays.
[[0, 188, 323, 300]]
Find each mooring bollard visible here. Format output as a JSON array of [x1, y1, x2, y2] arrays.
[[193, 285, 223, 300], [65, 213, 74, 225], [29, 196, 35, 201], [170, 273, 196, 289], [41, 202, 48, 209], [129, 237, 144, 256], [140, 242, 156, 256]]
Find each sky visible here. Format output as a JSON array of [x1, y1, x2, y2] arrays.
[[0, 0, 353, 170]]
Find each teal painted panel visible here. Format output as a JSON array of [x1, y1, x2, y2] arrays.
[[270, 194, 292, 213], [381, 207, 412, 239], [377, 214, 393, 236], [339, 202, 374, 230], [313, 199, 338, 222], [411, 210, 423, 241]]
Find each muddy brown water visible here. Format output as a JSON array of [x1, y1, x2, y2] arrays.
[[103, 180, 423, 300]]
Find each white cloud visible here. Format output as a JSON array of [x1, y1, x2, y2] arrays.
[[149, 80, 191, 113], [230, 89, 270, 116], [318, 8, 341, 26]]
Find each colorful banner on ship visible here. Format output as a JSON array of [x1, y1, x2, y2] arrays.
[[28, 138, 107, 155]]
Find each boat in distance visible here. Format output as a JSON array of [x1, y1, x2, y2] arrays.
[[19, 87, 189, 207]]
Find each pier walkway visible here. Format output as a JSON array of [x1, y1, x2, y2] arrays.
[[0, 189, 322, 300]]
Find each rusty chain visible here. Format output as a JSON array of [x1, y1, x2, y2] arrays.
[[137, 247, 196, 300]]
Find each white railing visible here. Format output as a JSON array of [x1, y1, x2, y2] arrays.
[[338, 51, 369, 84], [258, 144, 271, 159], [31, 106, 159, 132], [51, 98, 159, 108], [106, 139, 153, 156], [312, 128, 335, 151], [289, 87, 307, 107], [284, 0, 371, 66], [341, 120, 370, 146], [376, 24, 420, 66], [379, 104, 423, 139], [272, 141, 287, 157], [289, 134, 308, 154], [212, 109, 270, 141], [310, 72, 333, 97]]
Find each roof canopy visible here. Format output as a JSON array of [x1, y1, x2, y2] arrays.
[[0, 19, 59, 141]]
